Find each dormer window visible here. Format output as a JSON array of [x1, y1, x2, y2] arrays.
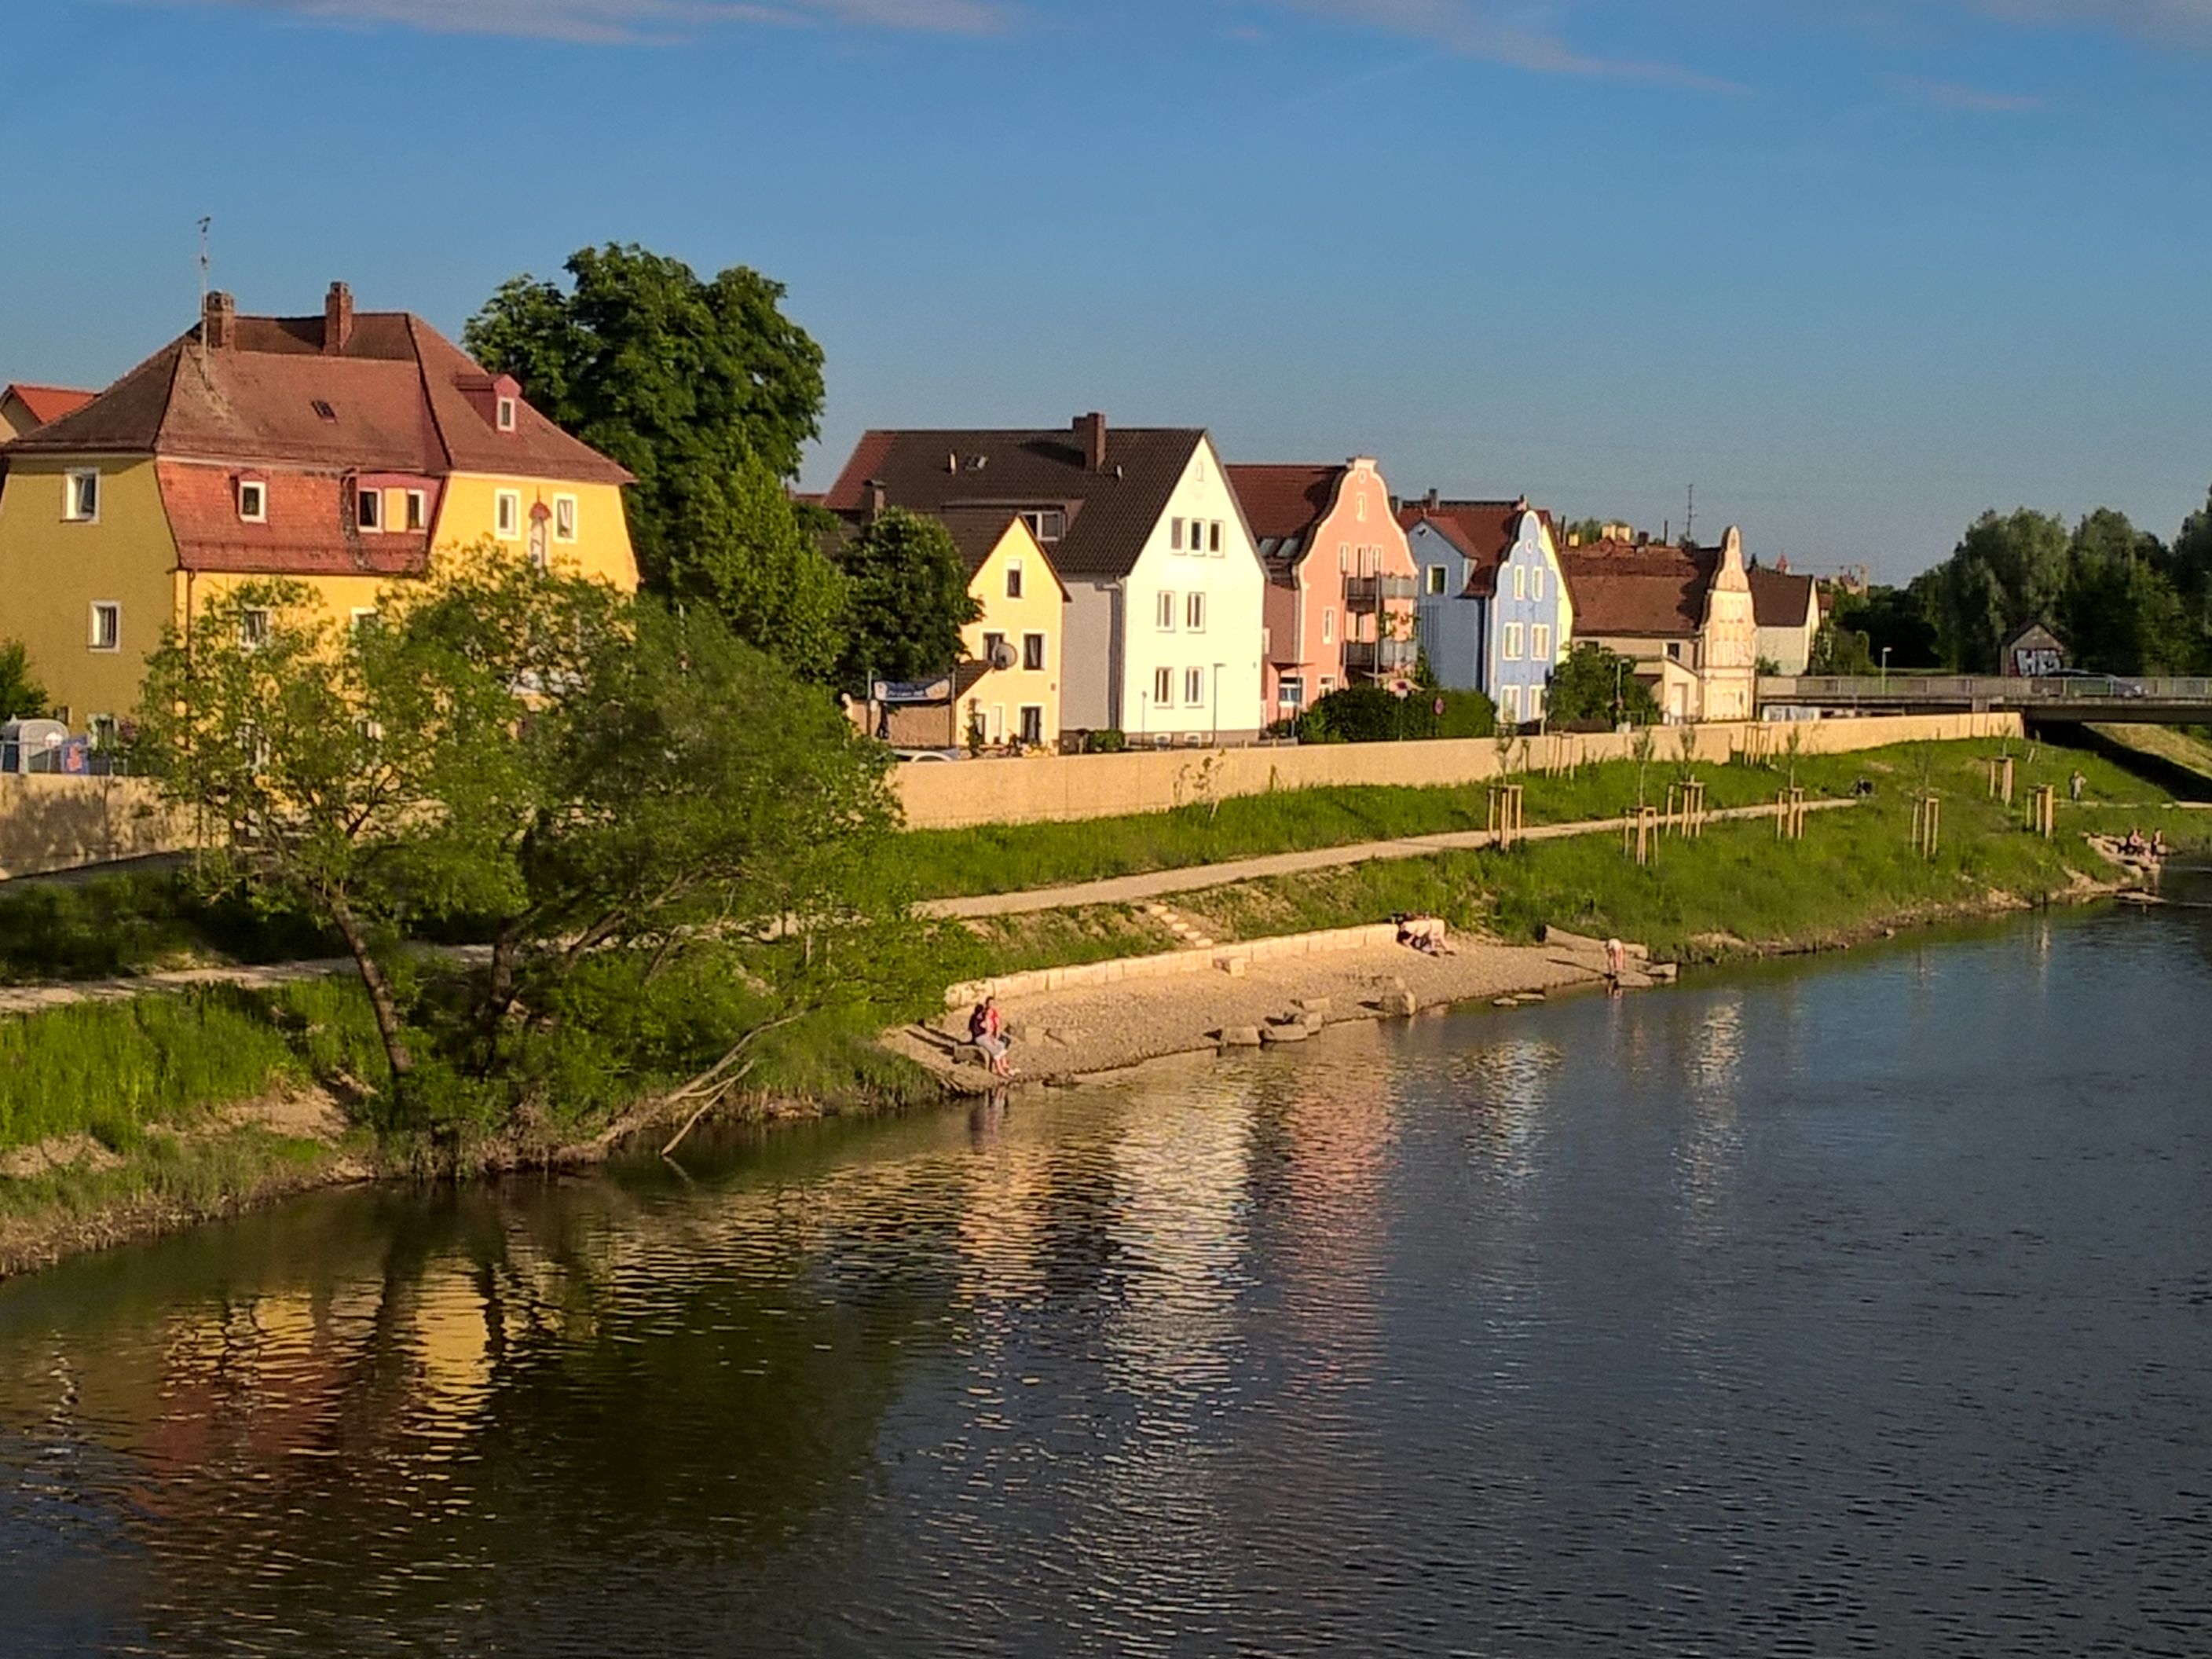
[[496, 397, 517, 432], [237, 478, 267, 523], [312, 400, 337, 423], [356, 486, 382, 533]]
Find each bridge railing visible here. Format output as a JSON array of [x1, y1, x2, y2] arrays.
[[1763, 675, 2212, 705]]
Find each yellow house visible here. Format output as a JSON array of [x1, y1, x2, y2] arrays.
[[938, 509, 1068, 748], [0, 284, 636, 732]]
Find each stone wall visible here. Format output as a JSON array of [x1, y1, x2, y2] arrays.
[[895, 712, 2025, 830], [0, 777, 192, 881]]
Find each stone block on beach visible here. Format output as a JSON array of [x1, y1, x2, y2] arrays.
[[1293, 997, 1333, 1016], [1382, 991, 1419, 1018], [1218, 1027, 1264, 1048], [1215, 956, 1248, 977], [1261, 1024, 1310, 1044]]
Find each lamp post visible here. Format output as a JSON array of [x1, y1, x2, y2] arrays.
[[1881, 646, 1892, 692], [1212, 662, 1224, 746]]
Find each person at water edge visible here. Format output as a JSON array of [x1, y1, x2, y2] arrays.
[[969, 996, 1013, 1077], [1395, 914, 1450, 955], [1604, 937, 1628, 980]]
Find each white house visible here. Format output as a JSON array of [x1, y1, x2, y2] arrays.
[[823, 414, 1268, 744]]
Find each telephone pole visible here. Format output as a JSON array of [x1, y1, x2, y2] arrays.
[[1683, 483, 1697, 547]]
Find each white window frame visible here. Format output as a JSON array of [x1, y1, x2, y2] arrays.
[[1512, 566, 1527, 602], [1338, 544, 1350, 573], [496, 396, 518, 432], [1170, 518, 1185, 553], [1210, 521, 1224, 556], [239, 607, 271, 650], [1184, 667, 1205, 708], [89, 601, 120, 653], [553, 494, 578, 543], [1501, 684, 1522, 723], [982, 630, 1007, 665], [405, 489, 428, 533], [64, 469, 100, 523], [1322, 608, 1336, 646], [1529, 685, 1546, 722], [1005, 558, 1024, 600], [350, 607, 378, 632], [237, 479, 267, 524], [1532, 568, 1546, 602], [1152, 666, 1174, 707], [495, 489, 522, 540], [1356, 493, 1368, 522], [1157, 590, 1177, 632], [1503, 622, 1525, 661], [1022, 632, 1046, 672], [1019, 705, 1045, 745], [356, 486, 383, 533], [1532, 624, 1552, 661], [1186, 592, 1207, 633], [1426, 566, 1447, 595]]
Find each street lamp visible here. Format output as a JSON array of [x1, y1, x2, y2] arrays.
[[1212, 661, 1224, 746], [1881, 646, 1892, 690]]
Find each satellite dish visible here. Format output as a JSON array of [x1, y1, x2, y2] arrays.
[[988, 640, 1019, 672]]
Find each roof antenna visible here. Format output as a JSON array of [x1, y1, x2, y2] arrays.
[[1683, 482, 1697, 547], [196, 215, 212, 365]]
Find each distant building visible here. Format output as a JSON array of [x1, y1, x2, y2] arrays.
[[1558, 528, 1758, 722], [2001, 621, 2067, 678], [1400, 496, 1572, 724], [0, 383, 96, 444], [1749, 560, 1821, 676], [936, 509, 1068, 747], [0, 284, 637, 732], [1229, 458, 1415, 725], [824, 415, 1269, 745]]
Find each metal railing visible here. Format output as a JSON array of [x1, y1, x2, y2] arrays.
[[1344, 574, 1418, 610], [1761, 674, 2212, 706], [1346, 636, 1419, 673]]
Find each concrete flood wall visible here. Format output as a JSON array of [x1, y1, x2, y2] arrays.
[[947, 922, 1404, 1009], [896, 713, 2024, 831], [0, 777, 191, 881]]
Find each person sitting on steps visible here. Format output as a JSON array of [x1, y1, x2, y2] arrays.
[[968, 995, 1013, 1078]]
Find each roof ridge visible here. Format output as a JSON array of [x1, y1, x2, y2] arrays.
[[403, 314, 459, 475]]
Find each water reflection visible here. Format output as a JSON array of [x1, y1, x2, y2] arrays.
[[4, 905, 2212, 1655]]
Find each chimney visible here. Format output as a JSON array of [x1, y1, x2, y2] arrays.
[[863, 480, 887, 525], [324, 282, 354, 355], [1073, 411, 1108, 472], [1425, 488, 1440, 512], [203, 290, 236, 352]]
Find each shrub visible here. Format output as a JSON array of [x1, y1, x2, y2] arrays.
[[1085, 728, 1126, 754], [1298, 687, 1493, 744]]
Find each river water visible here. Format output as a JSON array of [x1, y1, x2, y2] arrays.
[[4, 885, 2210, 1657]]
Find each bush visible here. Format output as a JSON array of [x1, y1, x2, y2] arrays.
[[1085, 728, 1126, 754], [1434, 690, 1497, 739], [1298, 686, 1493, 744]]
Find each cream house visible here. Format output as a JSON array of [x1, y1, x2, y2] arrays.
[[1559, 527, 1759, 723], [825, 415, 1268, 743], [937, 509, 1068, 747]]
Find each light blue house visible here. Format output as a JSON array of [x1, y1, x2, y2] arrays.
[[1399, 498, 1574, 725]]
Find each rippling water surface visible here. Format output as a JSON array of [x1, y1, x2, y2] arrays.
[[4, 891, 2211, 1656]]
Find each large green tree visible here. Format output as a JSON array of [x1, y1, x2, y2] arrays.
[[1546, 642, 1661, 727], [664, 453, 846, 677], [2060, 507, 2190, 674], [1927, 509, 2072, 672], [835, 509, 982, 694], [463, 244, 827, 593], [2160, 489, 2212, 671]]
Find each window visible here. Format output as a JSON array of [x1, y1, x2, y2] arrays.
[[1503, 622, 1525, 661], [553, 495, 577, 543], [1184, 667, 1205, 707], [356, 486, 382, 533], [1666, 641, 1684, 663], [1528, 686, 1545, 722], [311, 400, 337, 423], [1512, 566, 1526, 602], [1186, 592, 1207, 633], [496, 396, 517, 431], [1005, 558, 1024, 600], [1153, 667, 1174, 706], [1426, 566, 1447, 595], [1339, 544, 1350, 573], [1022, 632, 1046, 672], [64, 470, 99, 522], [1020, 509, 1064, 544], [405, 490, 427, 532], [1356, 493, 1368, 522], [1157, 591, 1177, 632], [1210, 521, 1224, 555], [1531, 568, 1545, 602], [1532, 624, 1552, 661], [237, 479, 266, 523], [350, 607, 378, 633], [1501, 685, 1522, 723], [982, 631, 1007, 665], [1019, 705, 1044, 746], [1322, 608, 1336, 646], [1171, 518, 1185, 552], [88, 715, 119, 752], [239, 608, 270, 650], [89, 602, 120, 652], [1279, 676, 1305, 709], [495, 490, 521, 540]]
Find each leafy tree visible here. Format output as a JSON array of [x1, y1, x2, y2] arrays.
[[2158, 489, 2212, 670], [464, 244, 826, 591], [1297, 686, 1492, 743], [1546, 643, 1660, 727], [2060, 508, 2188, 674], [665, 453, 847, 677], [1810, 618, 1877, 676], [1926, 509, 2071, 671], [835, 509, 981, 693], [0, 639, 48, 720], [1829, 583, 1942, 670]]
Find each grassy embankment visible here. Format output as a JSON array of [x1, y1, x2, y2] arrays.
[[1, 731, 2203, 1272]]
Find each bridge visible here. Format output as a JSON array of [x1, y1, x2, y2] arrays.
[[1760, 675, 2212, 725]]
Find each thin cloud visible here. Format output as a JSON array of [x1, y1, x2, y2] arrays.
[[123, 0, 1008, 42], [1247, 0, 1746, 90], [1968, 0, 2212, 50], [1885, 73, 2042, 111]]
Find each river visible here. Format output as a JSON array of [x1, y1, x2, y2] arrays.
[[4, 884, 2210, 1656]]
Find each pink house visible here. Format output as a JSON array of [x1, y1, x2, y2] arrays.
[[1229, 458, 1418, 725]]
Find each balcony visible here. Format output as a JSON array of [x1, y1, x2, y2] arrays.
[[1344, 573, 1417, 611], [1345, 636, 1419, 675]]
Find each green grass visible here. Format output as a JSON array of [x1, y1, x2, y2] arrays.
[[0, 980, 387, 1156], [890, 735, 2185, 902], [0, 870, 339, 984]]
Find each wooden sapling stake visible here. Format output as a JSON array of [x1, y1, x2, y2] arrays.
[[1912, 794, 1943, 859]]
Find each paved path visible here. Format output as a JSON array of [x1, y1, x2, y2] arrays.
[[0, 944, 491, 1017], [920, 798, 1859, 921]]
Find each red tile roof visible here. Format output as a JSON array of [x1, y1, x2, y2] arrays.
[[6, 301, 631, 488], [822, 419, 1205, 580], [158, 463, 430, 578], [1225, 463, 1339, 555], [2, 383, 97, 427], [1747, 563, 1817, 629], [1558, 541, 1717, 638], [1398, 500, 1550, 600]]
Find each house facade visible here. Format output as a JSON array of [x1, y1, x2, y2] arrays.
[[1749, 562, 1820, 676], [0, 284, 636, 731], [1558, 527, 1758, 723], [1229, 458, 1416, 725], [825, 415, 1269, 745], [938, 508, 1068, 747], [1401, 497, 1573, 723]]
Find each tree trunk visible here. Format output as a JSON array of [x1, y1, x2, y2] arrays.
[[329, 895, 412, 1082], [474, 921, 523, 1075]]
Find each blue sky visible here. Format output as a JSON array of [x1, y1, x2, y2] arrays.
[[2, 0, 2207, 581]]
